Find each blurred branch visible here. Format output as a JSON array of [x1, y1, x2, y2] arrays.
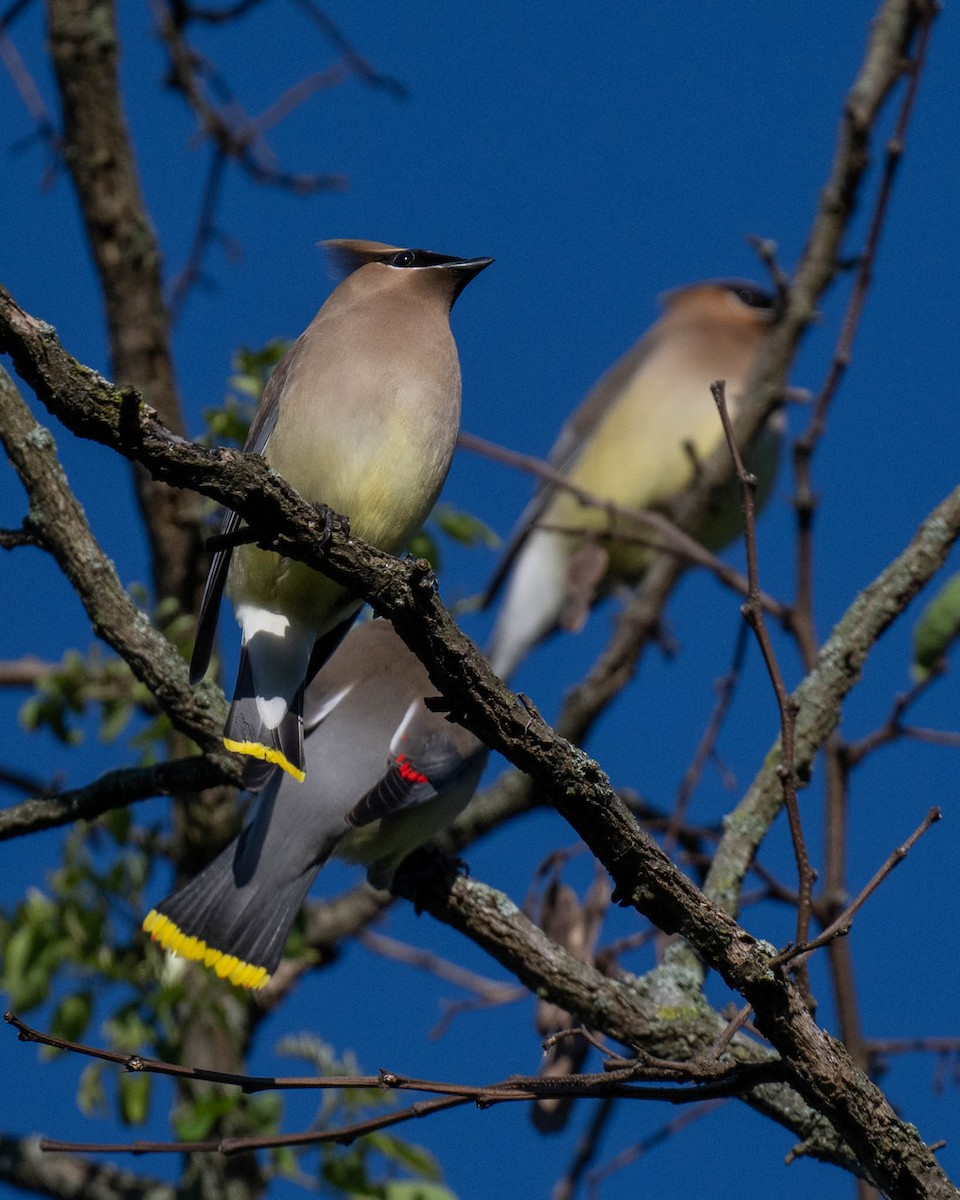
[[287, 0, 407, 98], [552, 1096, 616, 1200], [0, 6, 61, 184], [47, 0, 199, 611], [0, 657, 60, 686], [150, 0, 347, 194], [663, 622, 748, 860], [0, 1134, 174, 1200], [584, 1102, 724, 1200]]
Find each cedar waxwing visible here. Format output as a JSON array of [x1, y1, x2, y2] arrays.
[[485, 280, 781, 681], [191, 240, 492, 787], [146, 617, 488, 990]]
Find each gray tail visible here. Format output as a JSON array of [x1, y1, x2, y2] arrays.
[[142, 787, 321, 989], [223, 647, 305, 791]]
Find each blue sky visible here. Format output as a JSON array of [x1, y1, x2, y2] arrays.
[[2, 3, 959, 1197]]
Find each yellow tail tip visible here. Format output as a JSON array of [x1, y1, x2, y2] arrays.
[[142, 909, 270, 990], [223, 737, 306, 783]]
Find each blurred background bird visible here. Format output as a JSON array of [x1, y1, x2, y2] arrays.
[[485, 280, 781, 682], [146, 617, 488, 990], [530, 867, 610, 1133], [191, 240, 492, 786]]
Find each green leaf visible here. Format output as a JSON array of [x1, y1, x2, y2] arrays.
[[364, 1133, 442, 1181], [912, 572, 960, 680], [104, 1007, 156, 1054], [172, 1091, 240, 1141], [49, 990, 93, 1045], [383, 1184, 457, 1200], [432, 504, 499, 549], [119, 1071, 152, 1125], [77, 1062, 108, 1117]]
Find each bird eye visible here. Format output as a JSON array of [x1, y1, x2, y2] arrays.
[[732, 285, 773, 310], [391, 250, 417, 268]]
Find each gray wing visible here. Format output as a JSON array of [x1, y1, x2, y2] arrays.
[[346, 700, 485, 828], [189, 350, 297, 683]]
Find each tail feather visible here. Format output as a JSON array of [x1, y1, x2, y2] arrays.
[[143, 821, 321, 989], [486, 530, 568, 682], [223, 647, 306, 787]]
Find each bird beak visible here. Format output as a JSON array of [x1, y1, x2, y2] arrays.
[[441, 256, 494, 302], [446, 256, 494, 276]]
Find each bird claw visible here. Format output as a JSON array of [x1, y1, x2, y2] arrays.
[[313, 502, 348, 550], [393, 844, 469, 913]]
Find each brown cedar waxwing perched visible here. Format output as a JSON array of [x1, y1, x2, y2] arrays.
[[146, 617, 487, 990], [485, 280, 781, 681], [191, 240, 493, 787]]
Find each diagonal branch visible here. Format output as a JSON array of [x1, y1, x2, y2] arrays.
[[0, 364, 229, 756], [2, 266, 960, 1195]]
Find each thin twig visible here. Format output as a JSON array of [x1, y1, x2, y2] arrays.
[[771, 807, 941, 969], [356, 928, 526, 1038], [0, 9, 62, 184], [663, 622, 750, 860], [842, 672, 943, 766], [586, 1101, 725, 1200], [287, 0, 408, 98], [711, 380, 815, 1008], [168, 147, 227, 323]]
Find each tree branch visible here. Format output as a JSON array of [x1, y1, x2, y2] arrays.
[[47, 0, 201, 610], [0, 1134, 174, 1200], [3, 264, 959, 1193], [0, 364, 230, 757], [0, 755, 235, 841]]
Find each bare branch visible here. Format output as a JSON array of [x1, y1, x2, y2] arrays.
[[0, 755, 234, 841], [773, 807, 941, 969], [712, 379, 815, 1007], [0, 364, 229, 758]]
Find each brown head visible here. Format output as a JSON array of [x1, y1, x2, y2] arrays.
[[323, 239, 493, 311]]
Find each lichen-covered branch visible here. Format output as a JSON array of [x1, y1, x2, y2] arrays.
[[389, 859, 868, 1180], [2, 285, 958, 1195], [703, 489, 960, 919], [0, 365, 229, 757]]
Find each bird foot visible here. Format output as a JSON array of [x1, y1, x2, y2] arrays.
[[312, 502, 349, 550]]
